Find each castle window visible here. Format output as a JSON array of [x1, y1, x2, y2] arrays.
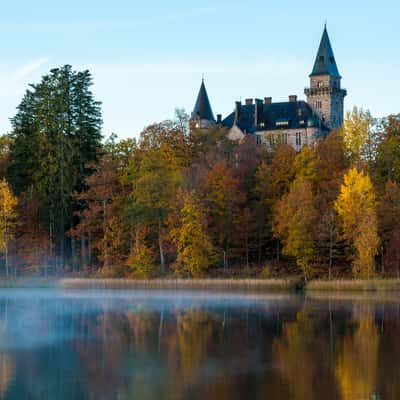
[[296, 132, 302, 147], [317, 81, 323, 88], [315, 101, 322, 109]]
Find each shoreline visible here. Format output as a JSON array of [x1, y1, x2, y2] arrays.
[[1, 277, 400, 292]]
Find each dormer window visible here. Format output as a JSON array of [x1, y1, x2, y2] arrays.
[[319, 56, 324, 62]]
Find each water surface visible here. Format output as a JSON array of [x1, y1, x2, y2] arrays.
[[0, 288, 398, 399]]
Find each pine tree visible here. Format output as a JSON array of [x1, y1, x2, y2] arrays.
[[8, 65, 102, 270]]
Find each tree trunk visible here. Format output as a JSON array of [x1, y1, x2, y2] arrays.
[[245, 232, 249, 270], [81, 233, 86, 269], [158, 216, 165, 274], [5, 241, 8, 277], [103, 200, 108, 269], [88, 230, 92, 270], [329, 210, 334, 280], [276, 240, 280, 262]]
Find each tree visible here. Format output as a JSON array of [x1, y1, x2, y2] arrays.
[[0, 180, 17, 276], [204, 161, 244, 268], [378, 180, 400, 276], [70, 154, 120, 271], [126, 225, 156, 277], [375, 115, 400, 186], [340, 106, 376, 165], [334, 168, 379, 278], [171, 191, 214, 277], [8, 65, 102, 269], [273, 178, 317, 281], [132, 148, 182, 273]]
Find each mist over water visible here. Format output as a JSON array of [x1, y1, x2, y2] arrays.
[[0, 289, 398, 399]]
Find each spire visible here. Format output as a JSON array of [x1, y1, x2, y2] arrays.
[[191, 79, 215, 122], [310, 26, 340, 77]]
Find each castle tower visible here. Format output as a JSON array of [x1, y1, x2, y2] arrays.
[[305, 26, 347, 130], [191, 79, 216, 129]]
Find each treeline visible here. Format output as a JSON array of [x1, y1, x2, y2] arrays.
[[0, 65, 399, 279]]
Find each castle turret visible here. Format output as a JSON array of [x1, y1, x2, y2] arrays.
[[191, 79, 216, 129], [304, 26, 347, 130]]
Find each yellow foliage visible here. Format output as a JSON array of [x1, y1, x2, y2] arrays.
[[172, 191, 214, 277], [0, 179, 17, 253], [341, 106, 372, 163], [274, 178, 317, 279], [294, 146, 319, 182], [336, 309, 379, 400], [127, 225, 156, 277], [335, 168, 379, 278]]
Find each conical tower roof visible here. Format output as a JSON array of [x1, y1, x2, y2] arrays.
[[310, 26, 340, 77], [191, 79, 215, 122]]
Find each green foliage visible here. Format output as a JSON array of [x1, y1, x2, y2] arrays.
[[7, 65, 102, 266]]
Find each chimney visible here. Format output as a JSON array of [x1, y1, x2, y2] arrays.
[[255, 99, 263, 126], [216, 114, 222, 124], [234, 101, 241, 124], [245, 98, 253, 105], [264, 97, 272, 105], [289, 95, 298, 102]]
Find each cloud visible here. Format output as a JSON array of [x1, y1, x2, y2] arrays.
[[13, 58, 49, 81], [0, 57, 49, 97]]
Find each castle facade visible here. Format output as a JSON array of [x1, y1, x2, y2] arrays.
[[190, 26, 346, 150]]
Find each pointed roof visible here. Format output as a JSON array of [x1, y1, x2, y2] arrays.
[[310, 26, 340, 77], [191, 79, 215, 122]]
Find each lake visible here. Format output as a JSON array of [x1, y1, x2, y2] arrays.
[[0, 289, 397, 399]]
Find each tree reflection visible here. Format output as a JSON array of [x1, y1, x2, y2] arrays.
[[335, 305, 379, 400]]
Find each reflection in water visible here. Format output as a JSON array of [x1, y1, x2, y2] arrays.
[[336, 306, 379, 400], [0, 290, 398, 399]]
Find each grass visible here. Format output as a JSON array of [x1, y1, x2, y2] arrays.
[[307, 278, 400, 291], [0, 277, 57, 288], [58, 277, 300, 291]]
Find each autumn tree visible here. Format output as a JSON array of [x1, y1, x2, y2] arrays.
[[0, 180, 18, 276], [335, 168, 379, 278], [378, 180, 400, 276], [204, 161, 244, 268], [341, 106, 377, 165], [273, 177, 317, 281], [126, 225, 156, 277], [171, 191, 214, 277], [70, 154, 121, 271], [254, 145, 296, 262], [375, 114, 400, 186]]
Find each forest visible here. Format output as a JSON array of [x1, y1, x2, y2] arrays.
[[0, 65, 399, 280]]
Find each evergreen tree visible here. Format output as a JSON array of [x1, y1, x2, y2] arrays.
[[8, 65, 102, 269]]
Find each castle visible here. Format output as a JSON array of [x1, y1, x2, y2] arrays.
[[190, 26, 347, 150]]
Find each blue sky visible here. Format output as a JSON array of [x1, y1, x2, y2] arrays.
[[0, 0, 399, 139]]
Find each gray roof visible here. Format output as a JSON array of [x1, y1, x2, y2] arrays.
[[191, 80, 215, 122], [222, 100, 328, 134], [310, 26, 340, 77]]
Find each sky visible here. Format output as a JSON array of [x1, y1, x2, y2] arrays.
[[0, 0, 399, 139]]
